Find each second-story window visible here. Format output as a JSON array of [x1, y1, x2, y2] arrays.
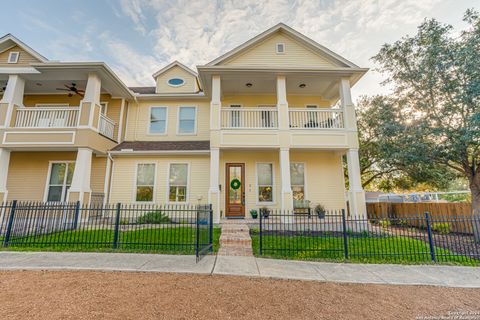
[[178, 106, 196, 134], [150, 107, 167, 134]]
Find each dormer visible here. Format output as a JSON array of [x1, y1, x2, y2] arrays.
[[152, 61, 200, 94], [0, 33, 48, 67]]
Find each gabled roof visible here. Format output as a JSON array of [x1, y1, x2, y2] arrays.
[[205, 23, 359, 68], [0, 33, 48, 62], [152, 60, 198, 79]]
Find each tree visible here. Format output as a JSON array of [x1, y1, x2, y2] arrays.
[[372, 9, 480, 211], [355, 95, 455, 191]]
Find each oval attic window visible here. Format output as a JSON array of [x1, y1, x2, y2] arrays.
[[167, 78, 185, 87]]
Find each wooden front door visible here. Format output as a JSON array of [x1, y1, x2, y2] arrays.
[[225, 163, 245, 218]]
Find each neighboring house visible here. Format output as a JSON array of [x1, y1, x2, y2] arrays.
[[0, 24, 368, 223]]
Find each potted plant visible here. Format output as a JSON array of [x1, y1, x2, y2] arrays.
[[250, 209, 258, 219], [314, 204, 326, 219], [260, 206, 270, 218]]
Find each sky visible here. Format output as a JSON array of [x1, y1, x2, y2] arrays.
[[0, 0, 477, 100]]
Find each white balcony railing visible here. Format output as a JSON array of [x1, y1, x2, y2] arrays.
[[14, 107, 79, 128], [289, 109, 344, 129], [221, 108, 278, 129], [98, 114, 115, 140]]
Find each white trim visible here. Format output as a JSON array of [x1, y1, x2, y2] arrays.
[[100, 101, 108, 115], [166, 77, 186, 88], [148, 106, 168, 135], [290, 162, 307, 202], [152, 61, 198, 78], [133, 162, 157, 204], [117, 99, 125, 143], [0, 34, 48, 62], [43, 161, 76, 202], [276, 43, 285, 54], [3, 131, 76, 145], [34, 103, 70, 107], [255, 162, 276, 205], [8, 52, 19, 64], [166, 162, 190, 204], [176, 105, 197, 135]]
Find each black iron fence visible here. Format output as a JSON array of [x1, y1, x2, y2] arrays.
[[256, 209, 480, 265], [0, 201, 213, 261]]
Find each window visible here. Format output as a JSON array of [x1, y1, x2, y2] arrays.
[[167, 78, 185, 87], [290, 163, 305, 201], [276, 43, 285, 54], [149, 107, 167, 134], [169, 163, 188, 202], [136, 163, 155, 202], [46, 162, 75, 202], [100, 102, 108, 115], [257, 163, 273, 202], [178, 106, 196, 134], [8, 52, 19, 64]]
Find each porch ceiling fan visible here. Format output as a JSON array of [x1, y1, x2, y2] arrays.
[[56, 83, 85, 97]]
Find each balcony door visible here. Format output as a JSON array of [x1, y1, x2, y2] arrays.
[[45, 162, 75, 202], [225, 163, 245, 218]]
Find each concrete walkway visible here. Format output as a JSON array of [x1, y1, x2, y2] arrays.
[[1, 252, 480, 288]]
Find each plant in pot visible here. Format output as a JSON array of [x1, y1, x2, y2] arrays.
[[250, 209, 258, 219], [260, 206, 270, 218], [314, 204, 326, 219]]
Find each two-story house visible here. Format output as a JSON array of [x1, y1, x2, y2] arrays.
[[0, 24, 367, 223]]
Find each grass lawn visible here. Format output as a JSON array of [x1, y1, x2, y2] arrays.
[[251, 231, 478, 266], [1, 227, 221, 255]]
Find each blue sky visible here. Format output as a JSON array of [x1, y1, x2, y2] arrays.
[[0, 0, 477, 99]]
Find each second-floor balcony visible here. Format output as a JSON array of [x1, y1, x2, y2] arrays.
[[12, 106, 116, 140], [220, 107, 344, 130]]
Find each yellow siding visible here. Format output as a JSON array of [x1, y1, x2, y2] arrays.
[[222, 95, 332, 108], [155, 65, 198, 94], [125, 100, 210, 141], [220, 150, 346, 216], [109, 155, 210, 204], [91, 156, 107, 194], [221, 33, 338, 68], [0, 45, 41, 67]]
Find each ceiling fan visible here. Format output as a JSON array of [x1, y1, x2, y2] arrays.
[[56, 83, 85, 97]]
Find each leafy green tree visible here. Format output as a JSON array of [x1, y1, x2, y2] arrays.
[[371, 9, 480, 210]]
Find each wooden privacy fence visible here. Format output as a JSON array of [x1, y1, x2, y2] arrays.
[[367, 202, 476, 234]]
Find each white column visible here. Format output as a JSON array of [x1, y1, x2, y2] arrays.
[[346, 148, 366, 218], [78, 73, 102, 129], [0, 148, 11, 202], [276, 75, 289, 130], [210, 75, 221, 130], [83, 73, 102, 105], [339, 78, 357, 130], [279, 148, 293, 211], [208, 148, 220, 223], [68, 148, 93, 203], [0, 74, 25, 128]]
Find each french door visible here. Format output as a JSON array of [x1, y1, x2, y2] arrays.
[[46, 162, 75, 202], [225, 163, 245, 218]]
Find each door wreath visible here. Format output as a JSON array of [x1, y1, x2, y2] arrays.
[[230, 178, 241, 190]]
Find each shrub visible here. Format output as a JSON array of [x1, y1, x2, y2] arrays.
[[120, 219, 130, 225], [432, 222, 450, 234], [314, 204, 326, 219], [136, 211, 171, 224], [379, 219, 391, 228]]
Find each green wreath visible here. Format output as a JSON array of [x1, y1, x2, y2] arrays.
[[230, 178, 241, 190]]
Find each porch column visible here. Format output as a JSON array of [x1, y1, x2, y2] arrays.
[[276, 75, 289, 130], [78, 73, 101, 130], [68, 148, 93, 203], [346, 148, 366, 218], [0, 148, 11, 202], [0, 74, 25, 128], [279, 148, 293, 211], [339, 78, 357, 130], [208, 148, 221, 223]]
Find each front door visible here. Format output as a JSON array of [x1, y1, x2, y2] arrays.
[[225, 163, 245, 218]]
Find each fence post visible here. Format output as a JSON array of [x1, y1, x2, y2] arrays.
[[341, 209, 349, 260], [209, 204, 213, 252], [195, 208, 200, 259], [3, 200, 17, 247], [112, 203, 121, 249], [425, 212, 436, 262], [73, 201, 81, 229], [259, 209, 263, 255]]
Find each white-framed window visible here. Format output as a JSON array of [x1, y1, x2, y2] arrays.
[[135, 163, 156, 202], [167, 78, 185, 87], [100, 102, 108, 115], [276, 43, 285, 54], [149, 106, 168, 134], [8, 52, 19, 64], [257, 163, 274, 203], [290, 163, 306, 201], [168, 163, 189, 202], [45, 162, 75, 202], [177, 106, 196, 134]]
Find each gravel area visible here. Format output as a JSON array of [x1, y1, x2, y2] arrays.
[[0, 271, 479, 319]]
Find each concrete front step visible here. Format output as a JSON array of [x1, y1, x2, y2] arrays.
[[218, 223, 253, 256]]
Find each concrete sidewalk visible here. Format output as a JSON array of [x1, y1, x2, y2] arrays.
[[1, 252, 479, 288]]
